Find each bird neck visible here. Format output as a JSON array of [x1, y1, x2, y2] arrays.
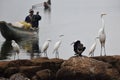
[[101, 16, 105, 29]]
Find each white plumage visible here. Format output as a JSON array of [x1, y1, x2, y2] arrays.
[[11, 40, 20, 60], [53, 35, 64, 58], [89, 38, 98, 57], [98, 13, 107, 56], [41, 39, 51, 57]]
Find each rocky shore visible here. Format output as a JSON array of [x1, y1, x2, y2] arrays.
[[0, 55, 120, 80]]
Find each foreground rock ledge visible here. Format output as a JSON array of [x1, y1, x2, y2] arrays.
[[0, 56, 120, 80]]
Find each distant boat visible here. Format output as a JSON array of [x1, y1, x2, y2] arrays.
[[32, 0, 51, 10], [43, 1, 51, 10], [0, 21, 38, 41]]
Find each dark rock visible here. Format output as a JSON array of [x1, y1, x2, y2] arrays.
[[32, 58, 64, 73], [4, 67, 19, 78], [19, 66, 42, 78], [10, 73, 30, 80], [0, 77, 9, 80], [0, 61, 9, 77], [7, 60, 34, 67], [92, 55, 120, 74], [32, 75, 38, 80], [0, 56, 119, 80], [35, 69, 53, 80], [56, 56, 120, 80]]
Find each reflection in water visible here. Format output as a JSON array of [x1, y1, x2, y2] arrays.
[[0, 41, 12, 60], [44, 6, 51, 24], [0, 38, 40, 60]]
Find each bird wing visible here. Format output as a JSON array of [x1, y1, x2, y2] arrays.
[[89, 42, 97, 55], [41, 41, 49, 52], [53, 41, 61, 53]]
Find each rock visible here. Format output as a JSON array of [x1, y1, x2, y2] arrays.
[[4, 67, 19, 78], [92, 55, 120, 73], [0, 61, 9, 77], [0, 77, 9, 80], [56, 56, 120, 80], [0, 57, 64, 80], [34, 69, 53, 80], [10, 73, 30, 80], [19, 66, 42, 78], [32, 58, 64, 73], [7, 60, 34, 67]]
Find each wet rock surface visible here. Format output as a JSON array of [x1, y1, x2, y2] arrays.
[[0, 56, 120, 80]]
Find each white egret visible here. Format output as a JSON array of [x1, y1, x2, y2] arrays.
[[11, 40, 20, 60], [41, 39, 51, 57], [98, 13, 107, 56], [53, 35, 64, 58], [89, 38, 98, 57]]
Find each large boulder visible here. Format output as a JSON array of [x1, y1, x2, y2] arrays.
[[56, 56, 120, 80], [92, 55, 120, 73]]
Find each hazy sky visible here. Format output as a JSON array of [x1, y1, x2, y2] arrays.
[[0, 0, 120, 59]]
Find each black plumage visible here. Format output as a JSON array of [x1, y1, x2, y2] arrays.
[[73, 40, 86, 56]]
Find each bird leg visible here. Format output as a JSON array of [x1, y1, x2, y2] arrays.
[[13, 52, 16, 60], [92, 52, 94, 57], [104, 46, 106, 56], [17, 53, 19, 60], [100, 46, 102, 56], [39, 52, 42, 57], [55, 51, 57, 58], [44, 51, 48, 57], [55, 51, 58, 58], [56, 51, 59, 58]]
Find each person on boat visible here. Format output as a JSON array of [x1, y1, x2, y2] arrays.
[[25, 9, 41, 29], [34, 11, 41, 28]]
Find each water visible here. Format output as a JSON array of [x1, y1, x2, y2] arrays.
[[0, 0, 120, 60]]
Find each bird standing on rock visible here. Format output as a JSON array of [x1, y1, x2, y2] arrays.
[[11, 40, 20, 60], [41, 39, 51, 57], [71, 40, 86, 56], [53, 35, 64, 58], [89, 37, 98, 57], [98, 13, 107, 56]]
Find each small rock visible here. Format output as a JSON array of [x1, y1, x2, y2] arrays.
[[10, 73, 30, 80], [36, 69, 53, 80]]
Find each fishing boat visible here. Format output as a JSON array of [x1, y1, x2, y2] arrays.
[[0, 21, 38, 41]]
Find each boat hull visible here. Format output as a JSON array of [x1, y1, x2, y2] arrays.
[[0, 21, 38, 41]]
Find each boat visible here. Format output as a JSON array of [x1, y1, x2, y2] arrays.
[[44, 0, 51, 10], [0, 21, 38, 41]]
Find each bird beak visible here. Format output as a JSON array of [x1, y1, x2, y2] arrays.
[[59, 35, 64, 37], [70, 42, 74, 45], [101, 13, 107, 17], [48, 40, 52, 42], [96, 37, 99, 39], [102, 13, 107, 15]]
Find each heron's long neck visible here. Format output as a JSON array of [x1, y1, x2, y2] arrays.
[[101, 16, 105, 30]]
